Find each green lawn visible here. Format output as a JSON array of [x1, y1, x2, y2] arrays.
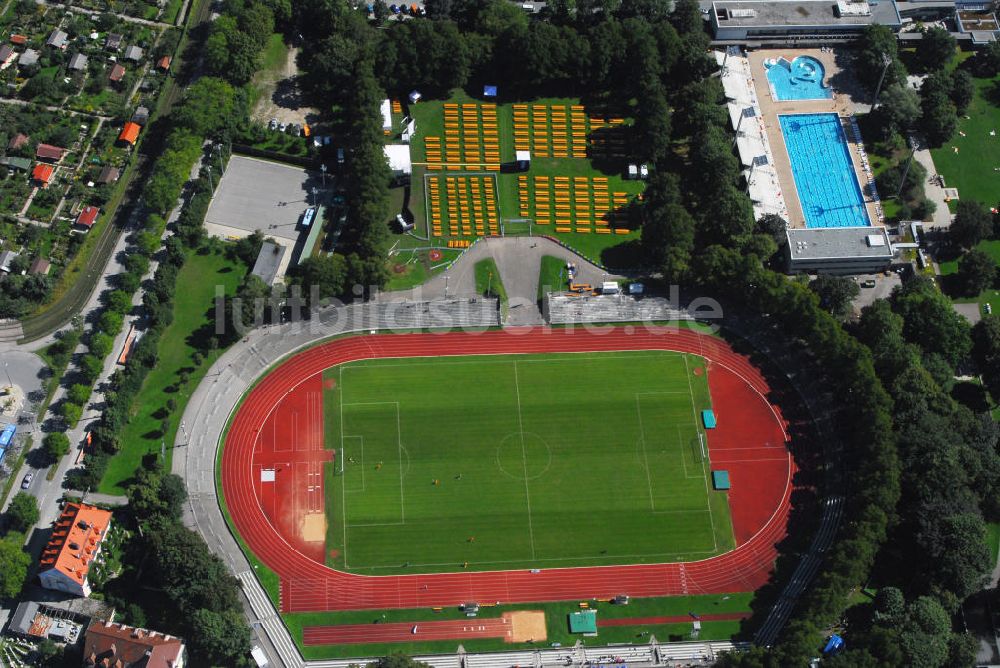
[[99, 249, 247, 493], [474, 257, 506, 299], [385, 247, 462, 291], [259, 33, 288, 72], [286, 592, 752, 659], [930, 75, 1000, 204], [404, 92, 644, 270], [537, 255, 567, 299], [988, 522, 1000, 568], [322, 350, 733, 574]]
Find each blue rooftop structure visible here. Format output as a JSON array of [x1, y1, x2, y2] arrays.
[[712, 470, 731, 490], [701, 409, 717, 429], [483, 85, 498, 98]]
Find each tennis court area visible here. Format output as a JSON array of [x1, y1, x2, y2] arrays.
[[322, 350, 735, 575]]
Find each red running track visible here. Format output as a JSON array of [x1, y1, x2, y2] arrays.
[[303, 617, 513, 645], [221, 328, 793, 613]]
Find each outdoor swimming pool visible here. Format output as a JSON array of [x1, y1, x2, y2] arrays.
[[779, 113, 870, 228], [766, 56, 832, 101]]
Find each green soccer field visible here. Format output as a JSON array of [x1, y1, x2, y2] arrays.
[[322, 350, 735, 575]]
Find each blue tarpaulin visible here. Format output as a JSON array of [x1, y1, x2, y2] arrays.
[[483, 85, 498, 98], [0, 424, 15, 448], [823, 635, 844, 655], [701, 409, 717, 429]]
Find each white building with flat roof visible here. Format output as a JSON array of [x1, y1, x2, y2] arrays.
[[786, 226, 895, 275], [709, 0, 902, 43]]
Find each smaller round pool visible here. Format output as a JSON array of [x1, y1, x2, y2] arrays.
[[765, 55, 832, 101]]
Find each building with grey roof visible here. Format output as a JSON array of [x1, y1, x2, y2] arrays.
[[68, 53, 88, 71], [709, 0, 902, 43], [124, 45, 143, 62], [251, 241, 287, 285], [786, 226, 895, 275], [46, 29, 68, 49], [18, 48, 39, 67]]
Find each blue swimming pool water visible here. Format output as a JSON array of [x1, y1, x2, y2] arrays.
[[779, 113, 870, 229], [766, 56, 832, 101]]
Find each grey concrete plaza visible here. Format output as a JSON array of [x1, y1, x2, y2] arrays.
[[205, 155, 327, 245]]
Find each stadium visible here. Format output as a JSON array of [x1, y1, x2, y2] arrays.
[[219, 326, 795, 653]]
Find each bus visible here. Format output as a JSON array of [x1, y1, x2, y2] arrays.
[[301, 207, 317, 228]]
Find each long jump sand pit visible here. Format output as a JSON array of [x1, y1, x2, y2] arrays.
[[300, 512, 327, 543], [505, 611, 547, 643]]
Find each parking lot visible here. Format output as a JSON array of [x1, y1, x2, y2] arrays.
[[205, 156, 328, 241]]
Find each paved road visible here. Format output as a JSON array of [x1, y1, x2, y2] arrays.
[[385, 236, 621, 325]]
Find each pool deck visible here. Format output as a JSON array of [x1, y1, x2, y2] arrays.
[[748, 49, 883, 228]]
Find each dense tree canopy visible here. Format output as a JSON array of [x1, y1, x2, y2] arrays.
[[5, 493, 38, 534]]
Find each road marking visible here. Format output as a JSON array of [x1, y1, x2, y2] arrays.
[[511, 361, 536, 560]]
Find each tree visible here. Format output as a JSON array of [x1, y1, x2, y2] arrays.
[[0, 532, 29, 597], [874, 586, 905, 623], [972, 314, 1000, 396], [6, 492, 38, 533], [919, 74, 958, 147], [872, 83, 920, 139], [917, 27, 955, 72], [67, 383, 92, 407], [294, 253, 347, 303], [809, 275, 860, 318], [61, 402, 83, 426], [755, 214, 788, 247], [951, 200, 993, 249], [957, 248, 998, 296], [43, 432, 70, 460], [900, 596, 952, 668], [173, 77, 238, 136], [892, 276, 972, 366], [189, 608, 252, 665], [951, 69, 975, 116], [855, 25, 905, 91]]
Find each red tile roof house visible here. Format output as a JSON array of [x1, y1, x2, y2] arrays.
[[83, 621, 186, 668], [108, 63, 125, 83], [32, 163, 54, 186], [76, 206, 100, 229], [156, 55, 171, 71], [37, 503, 112, 597], [10, 34, 28, 46], [35, 144, 66, 162]]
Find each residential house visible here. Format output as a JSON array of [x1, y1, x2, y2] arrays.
[[31, 163, 54, 186], [131, 106, 149, 125], [0, 250, 19, 273], [0, 44, 14, 64], [46, 29, 68, 49], [108, 63, 125, 83], [118, 122, 140, 146], [156, 55, 171, 71], [104, 33, 123, 51], [76, 206, 100, 230], [83, 621, 186, 668], [96, 165, 120, 184], [35, 144, 65, 162], [37, 503, 113, 598], [28, 257, 50, 275], [123, 45, 142, 62], [18, 49, 38, 67], [7, 133, 28, 151], [0, 156, 31, 172], [9, 34, 27, 46], [68, 53, 88, 71]]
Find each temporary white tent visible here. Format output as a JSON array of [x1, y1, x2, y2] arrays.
[[380, 98, 392, 134], [384, 144, 412, 176]]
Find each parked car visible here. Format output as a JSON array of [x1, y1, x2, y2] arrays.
[[278, 122, 287, 132], [268, 118, 278, 130], [21, 472, 33, 489], [389, 3, 399, 12]]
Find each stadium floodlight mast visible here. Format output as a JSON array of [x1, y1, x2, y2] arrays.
[[871, 52, 893, 110]]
